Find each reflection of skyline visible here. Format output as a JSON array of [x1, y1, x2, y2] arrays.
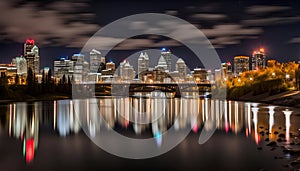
[[0, 97, 296, 163]]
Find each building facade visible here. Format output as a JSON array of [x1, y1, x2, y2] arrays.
[[175, 58, 187, 77], [24, 39, 39, 74], [161, 48, 172, 72], [138, 52, 149, 80], [234, 56, 249, 75], [252, 48, 266, 70], [89, 49, 102, 73]]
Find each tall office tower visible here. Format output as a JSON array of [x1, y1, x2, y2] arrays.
[[89, 49, 101, 73], [221, 62, 233, 79], [175, 58, 187, 77], [234, 56, 249, 75], [156, 55, 168, 72], [161, 48, 172, 72], [138, 52, 149, 80], [252, 48, 266, 70], [15, 56, 27, 76], [72, 54, 86, 83], [54, 57, 74, 80], [119, 60, 135, 81], [24, 39, 39, 74]]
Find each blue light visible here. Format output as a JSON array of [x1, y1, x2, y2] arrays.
[[161, 48, 166, 51], [110, 59, 113, 63], [154, 131, 162, 147]]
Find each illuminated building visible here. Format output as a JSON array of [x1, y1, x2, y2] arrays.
[[72, 54, 89, 83], [106, 61, 116, 71], [24, 39, 39, 74], [54, 57, 74, 80], [234, 56, 249, 75], [0, 63, 17, 84], [191, 68, 208, 83], [16, 56, 27, 76], [90, 49, 102, 73], [161, 48, 172, 72], [156, 55, 168, 72], [138, 52, 149, 80], [221, 62, 233, 79], [252, 48, 266, 70], [119, 60, 135, 81], [175, 58, 187, 77]]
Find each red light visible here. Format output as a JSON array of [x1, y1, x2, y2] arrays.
[[192, 124, 198, 133], [26, 138, 34, 163], [225, 122, 229, 133], [26, 39, 35, 45], [226, 62, 231, 65]]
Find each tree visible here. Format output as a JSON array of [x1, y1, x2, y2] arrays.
[[26, 68, 34, 93], [15, 74, 19, 85], [41, 70, 46, 93]]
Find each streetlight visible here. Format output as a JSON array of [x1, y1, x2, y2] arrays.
[[272, 72, 275, 77], [285, 74, 290, 80]]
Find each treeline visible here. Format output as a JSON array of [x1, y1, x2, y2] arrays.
[[227, 78, 288, 100], [26, 68, 72, 96], [0, 68, 72, 100]]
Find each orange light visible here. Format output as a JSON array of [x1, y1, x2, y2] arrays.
[[260, 48, 264, 53]]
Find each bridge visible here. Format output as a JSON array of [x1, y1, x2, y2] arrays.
[[72, 82, 213, 97]]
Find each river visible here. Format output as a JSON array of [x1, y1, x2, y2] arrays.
[[0, 97, 299, 170]]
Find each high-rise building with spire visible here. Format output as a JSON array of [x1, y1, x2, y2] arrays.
[[24, 39, 39, 74]]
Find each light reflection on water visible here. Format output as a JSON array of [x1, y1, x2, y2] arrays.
[[0, 97, 299, 164]]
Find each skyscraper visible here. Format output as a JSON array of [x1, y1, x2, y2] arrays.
[[72, 54, 87, 83], [234, 56, 249, 75], [24, 39, 39, 74], [156, 55, 168, 71], [138, 52, 149, 80], [252, 48, 266, 70], [119, 60, 135, 81], [54, 57, 74, 80], [161, 48, 172, 72], [175, 58, 187, 77], [15, 56, 27, 76], [89, 49, 101, 73], [221, 62, 233, 79]]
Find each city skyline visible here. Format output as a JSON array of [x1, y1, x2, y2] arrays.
[[1, 0, 300, 69]]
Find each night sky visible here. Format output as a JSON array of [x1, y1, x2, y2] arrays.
[[1, 0, 300, 70]]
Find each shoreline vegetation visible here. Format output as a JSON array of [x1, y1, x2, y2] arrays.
[[0, 83, 300, 108], [1, 61, 300, 107]]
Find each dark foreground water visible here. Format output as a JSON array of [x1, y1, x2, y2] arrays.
[[0, 97, 299, 171]]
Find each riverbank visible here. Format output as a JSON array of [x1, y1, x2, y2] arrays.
[[0, 93, 71, 104], [237, 90, 300, 108]]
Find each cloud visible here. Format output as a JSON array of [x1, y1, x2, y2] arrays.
[[0, 1, 99, 47], [288, 37, 300, 44], [191, 13, 227, 21], [242, 16, 300, 26], [246, 5, 291, 14], [165, 10, 178, 16], [201, 24, 262, 37]]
